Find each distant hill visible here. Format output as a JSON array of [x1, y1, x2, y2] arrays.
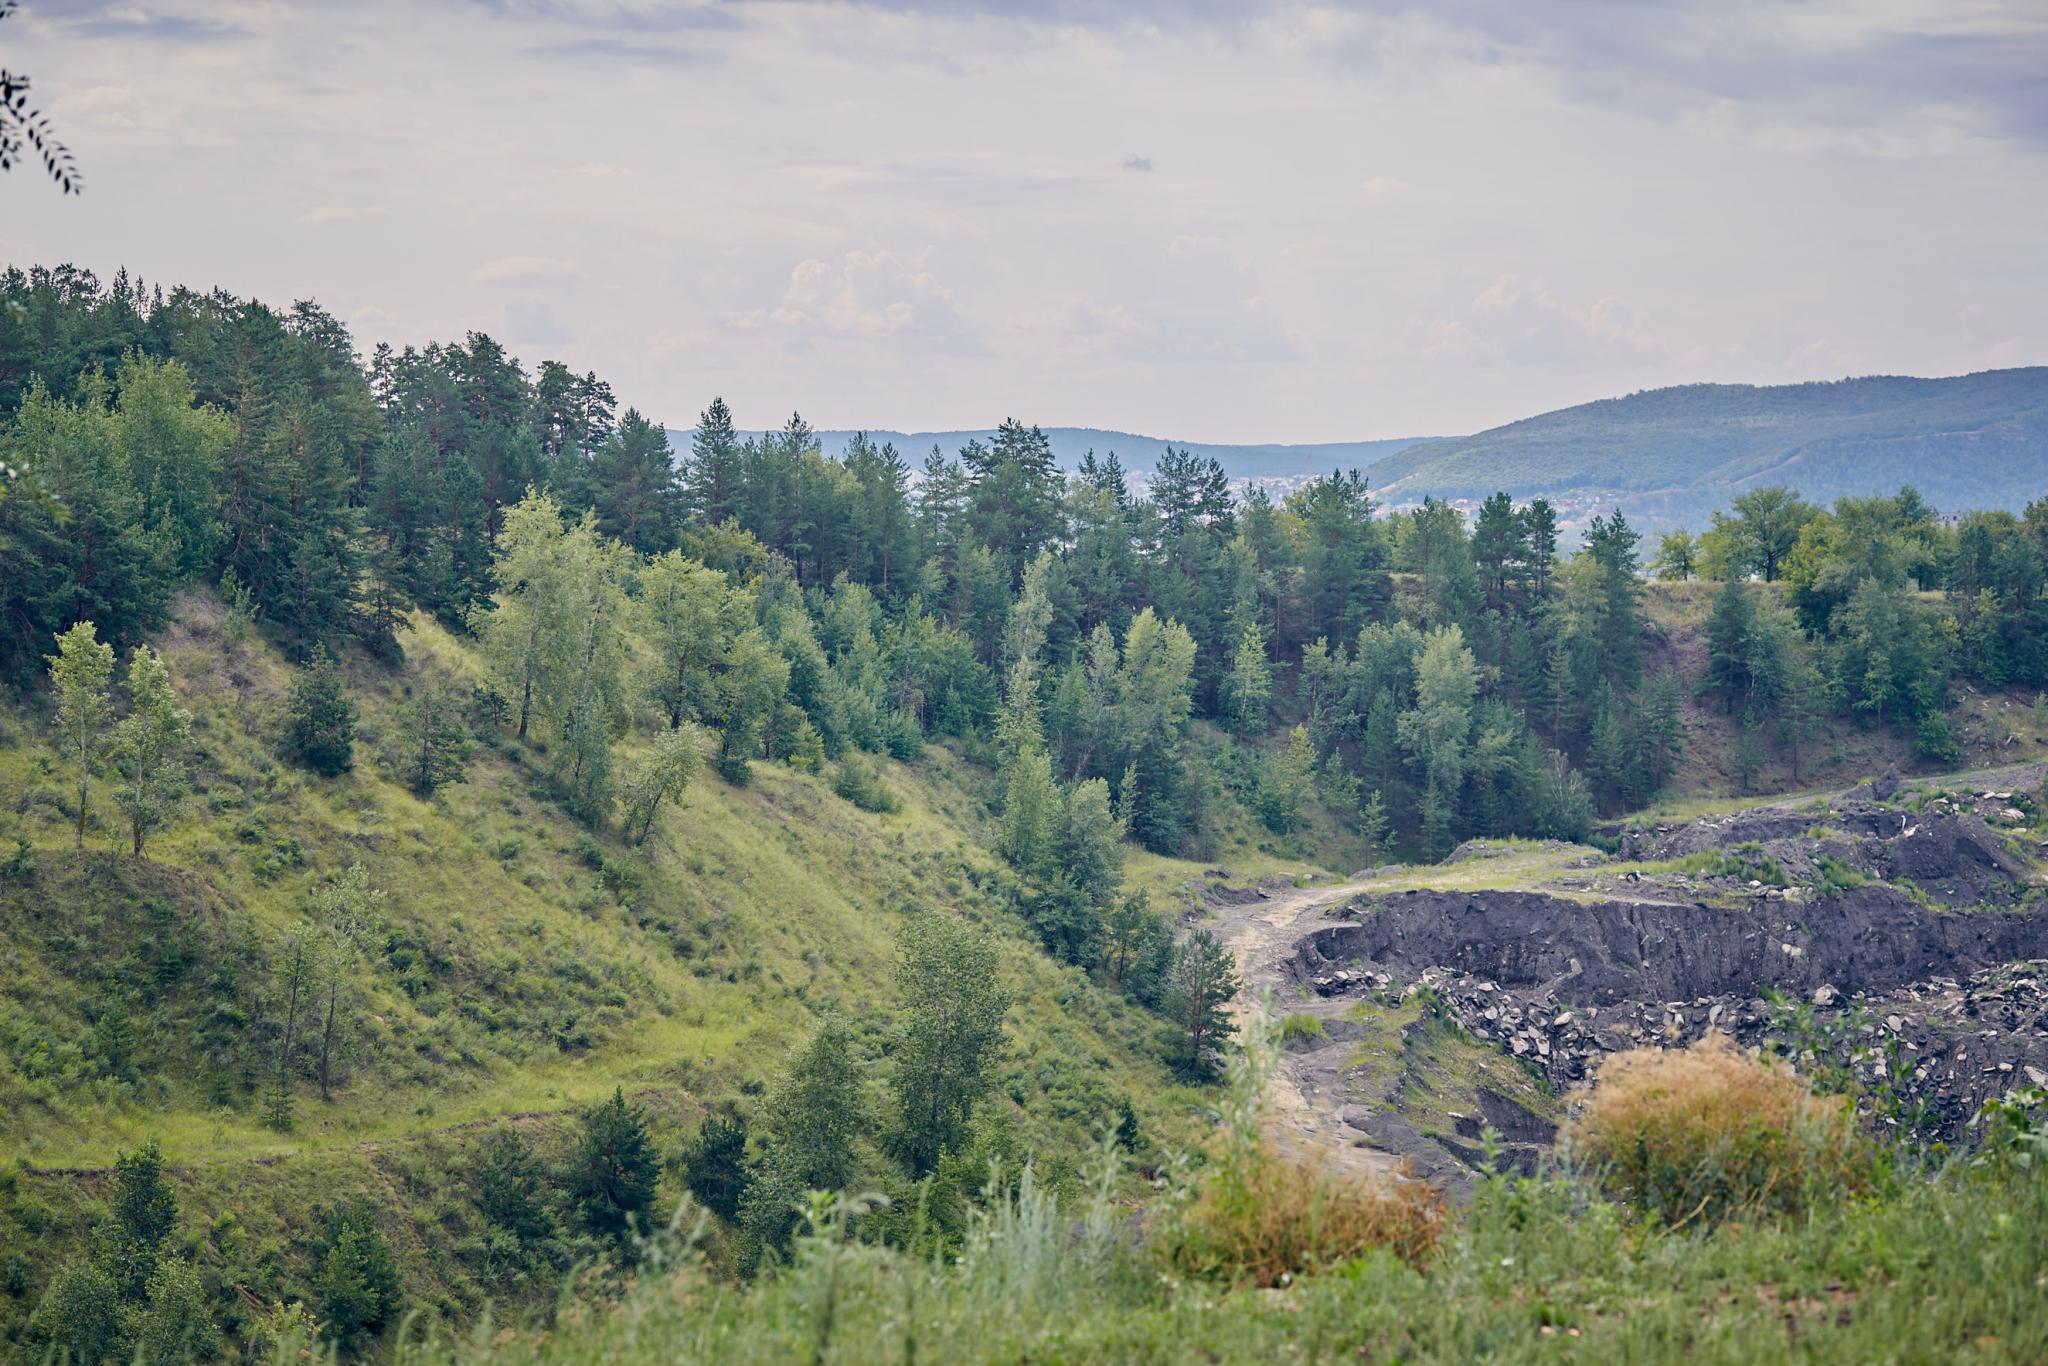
[[665, 368, 2048, 526], [663, 426, 1440, 481], [1365, 368, 2048, 524]]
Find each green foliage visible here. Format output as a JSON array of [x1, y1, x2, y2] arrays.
[[110, 643, 190, 858], [1164, 928, 1240, 1080], [46, 619, 115, 849], [893, 918, 1009, 1174], [569, 1088, 661, 1240], [400, 682, 475, 795], [681, 1113, 751, 1224], [282, 646, 357, 777], [29, 1256, 121, 1364], [622, 722, 706, 841], [1277, 1012, 1324, 1044], [830, 753, 897, 813], [474, 1128, 554, 1245], [315, 1200, 403, 1347]]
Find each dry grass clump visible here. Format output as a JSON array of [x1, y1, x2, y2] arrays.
[[1564, 1031, 1872, 1226], [1172, 1141, 1446, 1287]]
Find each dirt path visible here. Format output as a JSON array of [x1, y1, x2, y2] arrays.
[[1205, 877, 1396, 1174]]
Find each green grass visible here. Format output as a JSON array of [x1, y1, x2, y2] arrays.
[[393, 1146, 2048, 1364]]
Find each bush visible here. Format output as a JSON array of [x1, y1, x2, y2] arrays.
[[1277, 1013, 1325, 1045], [832, 755, 899, 813], [1172, 1140, 1445, 1286], [1171, 1012, 1444, 1286], [1914, 711, 1963, 764], [1564, 1032, 1871, 1226]]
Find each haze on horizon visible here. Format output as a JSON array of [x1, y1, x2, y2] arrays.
[[3, 0, 2045, 444]]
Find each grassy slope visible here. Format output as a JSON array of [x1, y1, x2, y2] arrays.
[[0, 593, 1198, 1341]]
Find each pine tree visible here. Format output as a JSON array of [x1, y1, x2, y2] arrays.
[[314, 1202, 402, 1347], [474, 1129, 553, 1243], [400, 684, 473, 796], [282, 646, 357, 776], [46, 620, 114, 849], [1703, 575, 1757, 712], [111, 645, 190, 858], [569, 1088, 660, 1239], [1359, 787, 1390, 862], [681, 1113, 751, 1223]]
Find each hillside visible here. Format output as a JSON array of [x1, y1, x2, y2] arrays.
[[0, 594, 1206, 1350], [1365, 368, 2048, 525]]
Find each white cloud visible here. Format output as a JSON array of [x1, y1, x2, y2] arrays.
[[728, 248, 972, 344], [469, 256, 586, 284]]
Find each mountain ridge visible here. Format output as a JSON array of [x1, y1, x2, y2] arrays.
[[669, 367, 2048, 524]]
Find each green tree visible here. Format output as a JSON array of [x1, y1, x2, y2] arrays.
[[764, 1016, 866, 1192], [681, 1113, 751, 1224], [282, 646, 356, 776], [102, 1138, 179, 1300], [111, 645, 189, 858], [1221, 619, 1273, 734], [29, 1258, 121, 1364], [267, 928, 320, 1131], [477, 489, 573, 741], [711, 627, 791, 784], [1165, 928, 1240, 1080], [621, 723, 704, 845], [474, 1128, 554, 1244], [46, 619, 115, 849], [1398, 625, 1479, 853], [1718, 486, 1818, 582], [134, 1257, 213, 1364], [998, 746, 1060, 878], [1261, 724, 1317, 836], [400, 684, 473, 795], [1650, 529, 1696, 581], [570, 1088, 660, 1239], [314, 1201, 401, 1348], [894, 918, 1010, 1174], [640, 550, 746, 728], [1702, 575, 1758, 712], [310, 863, 385, 1102], [1470, 490, 1529, 600]]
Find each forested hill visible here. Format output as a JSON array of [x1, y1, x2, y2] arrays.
[[663, 426, 1438, 482], [1365, 368, 2048, 522]]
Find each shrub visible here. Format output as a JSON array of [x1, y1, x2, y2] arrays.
[[1564, 1032, 1871, 1226], [833, 755, 899, 813], [1278, 1013, 1325, 1045], [1171, 1012, 1444, 1286]]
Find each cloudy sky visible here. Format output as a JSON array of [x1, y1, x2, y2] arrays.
[[5, 0, 2045, 441]]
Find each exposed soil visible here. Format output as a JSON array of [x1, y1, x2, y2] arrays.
[[1207, 765, 2048, 1189]]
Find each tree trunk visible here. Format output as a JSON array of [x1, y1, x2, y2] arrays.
[[319, 982, 338, 1101]]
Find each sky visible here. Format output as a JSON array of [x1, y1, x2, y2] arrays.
[[3, 0, 2046, 442]]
